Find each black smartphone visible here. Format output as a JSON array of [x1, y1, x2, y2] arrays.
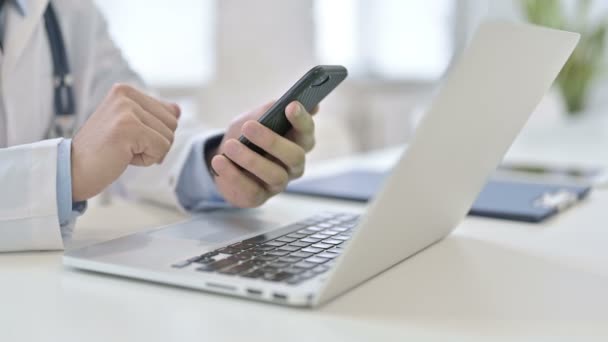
[[239, 65, 348, 154]]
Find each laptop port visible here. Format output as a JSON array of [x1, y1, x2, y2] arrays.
[[246, 288, 262, 296], [273, 293, 288, 301]]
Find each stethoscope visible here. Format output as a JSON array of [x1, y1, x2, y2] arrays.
[[43, 3, 76, 138]]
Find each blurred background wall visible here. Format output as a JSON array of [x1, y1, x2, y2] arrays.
[[94, 0, 608, 161]]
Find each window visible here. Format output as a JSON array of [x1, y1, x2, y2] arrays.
[[314, 0, 455, 81], [94, 0, 216, 88]]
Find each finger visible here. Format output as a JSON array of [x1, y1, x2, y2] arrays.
[[236, 100, 277, 124], [211, 155, 269, 208], [285, 101, 315, 152], [222, 139, 289, 194], [130, 100, 175, 143], [130, 124, 171, 166], [168, 102, 181, 119], [241, 121, 306, 178], [115, 84, 179, 130], [252, 100, 276, 119]]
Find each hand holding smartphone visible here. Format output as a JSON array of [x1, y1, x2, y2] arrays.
[[239, 65, 348, 154]]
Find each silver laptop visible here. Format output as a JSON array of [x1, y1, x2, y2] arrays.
[[63, 22, 579, 307]]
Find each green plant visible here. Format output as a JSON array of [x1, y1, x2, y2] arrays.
[[521, 0, 608, 115]]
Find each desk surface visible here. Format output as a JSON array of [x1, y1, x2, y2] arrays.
[[2, 145, 608, 341]]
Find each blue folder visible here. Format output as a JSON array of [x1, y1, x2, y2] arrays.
[[286, 170, 591, 223]]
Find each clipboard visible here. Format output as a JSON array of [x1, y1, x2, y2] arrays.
[[286, 170, 591, 223]]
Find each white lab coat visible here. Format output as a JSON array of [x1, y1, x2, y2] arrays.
[[0, 0, 211, 251]]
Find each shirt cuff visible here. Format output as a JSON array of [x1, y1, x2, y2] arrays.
[[56, 139, 73, 226], [176, 132, 233, 211], [56, 139, 87, 238]]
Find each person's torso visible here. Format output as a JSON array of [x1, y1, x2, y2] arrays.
[[0, 0, 98, 147]]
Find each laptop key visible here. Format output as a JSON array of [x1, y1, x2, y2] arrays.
[[289, 241, 311, 248], [305, 257, 329, 264], [228, 242, 248, 250], [301, 247, 323, 254], [322, 239, 342, 245], [251, 258, 267, 266], [194, 257, 215, 264], [242, 269, 265, 279], [198, 251, 218, 259], [266, 250, 290, 257], [264, 241, 286, 247], [196, 257, 239, 272], [255, 254, 278, 262], [317, 252, 339, 259], [286, 233, 307, 239], [311, 243, 333, 249], [269, 261, 290, 269], [235, 252, 254, 261], [290, 251, 313, 259], [220, 261, 257, 275], [276, 236, 297, 243], [171, 260, 191, 268], [300, 237, 322, 244], [242, 241, 258, 248], [249, 249, 266, 256], [217, 247, 239, 255], [254, 245, 276, 252], [278, 245, 300, 252], [278, 256, 302, 263], [282, 267, 303, 275], [263, 271, 293, 282]]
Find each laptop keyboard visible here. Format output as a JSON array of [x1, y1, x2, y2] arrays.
[[172, 213, 359, 285]]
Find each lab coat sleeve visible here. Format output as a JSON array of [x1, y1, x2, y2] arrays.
[[176, 132, 232, 211], [82, 2, 227, 212], [0, 139, 64, 252]]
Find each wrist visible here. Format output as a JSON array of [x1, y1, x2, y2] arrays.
[[70, 142, 86, 202]]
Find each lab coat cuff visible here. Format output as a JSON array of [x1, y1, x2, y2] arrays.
[[175, 131, 234, 212]]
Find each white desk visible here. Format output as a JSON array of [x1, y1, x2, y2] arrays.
[[2, 147, 608, 341]]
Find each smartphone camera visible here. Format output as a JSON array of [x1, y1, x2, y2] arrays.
[[311, 74, 330, 87]]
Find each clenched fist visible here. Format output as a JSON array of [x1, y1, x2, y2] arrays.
[[71, 84, 180, 202], [209, 101, 317, 208]]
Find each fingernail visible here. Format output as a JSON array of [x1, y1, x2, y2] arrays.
[[293, 103, 303, 117], [172, 103, 181, 118], [210, 166, 219, 177]]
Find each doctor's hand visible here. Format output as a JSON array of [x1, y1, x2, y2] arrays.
[[208, 101, 317, 208], [71, 84, 180, 202]]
